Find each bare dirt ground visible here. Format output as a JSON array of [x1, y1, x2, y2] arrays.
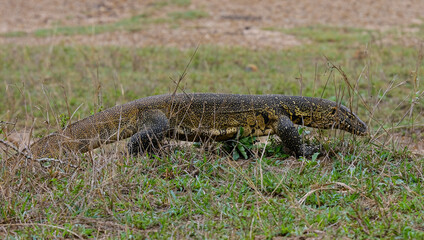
[[1, 0, 424, 49]]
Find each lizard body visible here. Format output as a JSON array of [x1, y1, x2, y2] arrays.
[[30, 93, 367, 158]]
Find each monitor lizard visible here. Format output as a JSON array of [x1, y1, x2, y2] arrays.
[[29, 93, 367, 159]]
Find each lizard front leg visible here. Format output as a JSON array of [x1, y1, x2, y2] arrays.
[[127, 109, 170, 156], [273, 115, 319, 157]]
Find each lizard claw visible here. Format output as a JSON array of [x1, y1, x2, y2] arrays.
[[297, 144, 320, 158]]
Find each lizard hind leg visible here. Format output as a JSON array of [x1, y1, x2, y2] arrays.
[[127, 109, 170, 156], [273, 115, 319, 158]]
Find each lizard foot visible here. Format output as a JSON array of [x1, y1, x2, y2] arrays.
[[297, 144, 320, 158], [127, 130, 164, 156]]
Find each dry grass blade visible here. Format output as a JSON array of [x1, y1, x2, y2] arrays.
[[298, 182, 357, 206], [171, 44, 199, 97], [0, 223, 83, 239]]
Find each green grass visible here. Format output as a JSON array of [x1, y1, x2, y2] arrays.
[[1, 141, 423, 238], [1, 39, 421, 133], [1, 19, 424, 239]]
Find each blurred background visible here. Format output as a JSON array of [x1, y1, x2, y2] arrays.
[[1, 0, 423, 48]]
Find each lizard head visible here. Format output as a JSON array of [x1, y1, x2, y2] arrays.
[[280, 96, 368, 136], [323, 104, 368, 136]]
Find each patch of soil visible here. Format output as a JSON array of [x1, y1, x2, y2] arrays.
[[0, 0, 149, 33], [1, 0, 424, 49]]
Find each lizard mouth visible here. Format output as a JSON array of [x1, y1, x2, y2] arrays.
[[339, 119, 367, 136], [344, 111, 368, 136], [351, 122, 368, 136], [356, 129, 368, 136]]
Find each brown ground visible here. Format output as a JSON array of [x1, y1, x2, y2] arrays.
[[1, 0, 423, 49]]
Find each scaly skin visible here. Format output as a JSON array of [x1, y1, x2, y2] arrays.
[[30, 93, 367, 159]]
